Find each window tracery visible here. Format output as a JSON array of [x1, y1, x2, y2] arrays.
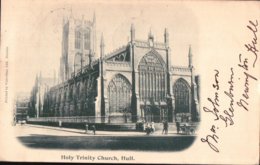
[[138, 52, 166, 102], [108, 74, 131, 114], [173, 79, 190, 113], [84, 29, 90, 50], [75, 30, 81, 49]]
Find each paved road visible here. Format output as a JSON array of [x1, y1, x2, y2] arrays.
[[15, 124, 196, 151]]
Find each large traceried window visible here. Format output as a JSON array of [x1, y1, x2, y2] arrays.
[[108, 74, 131, 114], [76, 83, 80, 100], [138, 51, 166, 103], [173, 78, 190, 113], [75, 30, 81, 49], [69, 86, 73, 101], [84, 29, 90, 50]]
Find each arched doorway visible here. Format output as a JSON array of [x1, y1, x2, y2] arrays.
[[107, 74, 131, 123], [138, 51, 167, 122]]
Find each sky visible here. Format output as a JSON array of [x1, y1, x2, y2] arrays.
[[3, 1, 200, 94], [2, 0, 259, 95]]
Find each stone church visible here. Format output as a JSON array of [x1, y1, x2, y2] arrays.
[[29, 14, 200, 124]]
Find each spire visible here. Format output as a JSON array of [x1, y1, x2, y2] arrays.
[[93, 11, 96, 23], [92, 11, 96, 58], [39, 71, 42, 80], [81, 15, 85, 27], [100, 33, 105, 58], [53, 69, 56, 85], [38, 71, 42, 85], [164, 28, 169, 47], [148, 28, 154, 47], [189, 45, 193, 68], [148, 28, 154, 40], [69, 6, 73, 20], [130, 23, 135, 42], [62, 16, 65, 25], [35, 74, 39, 85]]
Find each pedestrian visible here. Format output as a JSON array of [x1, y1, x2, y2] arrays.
[[176, 121, 180, 134], [85, 123, 88, 134], [151, 122, 155, 134], [142, 120, 146, 132], [162, 120, 165, 134], [59, 120, 62, 128], [184, 122, 189, 134], [91, 125, 96, 135], [162, 120, 168, 135], [145, 122, 151, 135]]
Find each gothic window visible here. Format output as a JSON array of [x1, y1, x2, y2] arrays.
[[75, 30, 81, 49], [138, 51, 166, 102], [53, 93, 56, 104], [173, 79, 190, 113], [76, 83, 80, 99], [108, 74, 131, 114], [74, 53, 81, 72], [84, 29, 90, 50], [63, 90, 66, 102], [69, 86, 73, 101]]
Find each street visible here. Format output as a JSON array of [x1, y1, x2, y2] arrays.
[[15, 124, 196, 151]]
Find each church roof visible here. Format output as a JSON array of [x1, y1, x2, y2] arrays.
[[103, 45, 128, 61]]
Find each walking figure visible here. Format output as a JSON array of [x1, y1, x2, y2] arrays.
[[150, 122, 155, 134], [162, 120, 168, 135], [176, 121, 180, 134], [85, 123, 88, 134], [145, 123, 151, 135], [91, 125, 96, 135], [142, 120, 146, 132], [59, 120, 62, 128]]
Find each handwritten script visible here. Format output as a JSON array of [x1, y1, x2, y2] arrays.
[[201, 20, 258, 153]]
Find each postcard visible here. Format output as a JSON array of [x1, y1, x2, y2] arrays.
[[0, 0, 259, 164]]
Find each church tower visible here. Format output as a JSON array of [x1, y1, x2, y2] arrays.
[[59, 12, 96, 82]]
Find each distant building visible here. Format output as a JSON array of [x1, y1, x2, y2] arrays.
[[16, 93, 30, 122], [28, 14, 200, 124], [29, 73, 56, 117]]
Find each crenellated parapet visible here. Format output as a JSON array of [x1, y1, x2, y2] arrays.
[[171, 66, 191, 76], [134, 40, 167, 50]]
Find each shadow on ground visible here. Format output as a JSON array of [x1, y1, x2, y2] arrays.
[[17, 134, 196, 151]]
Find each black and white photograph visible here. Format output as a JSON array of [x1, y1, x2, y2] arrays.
[[0, 0, 259, 164]]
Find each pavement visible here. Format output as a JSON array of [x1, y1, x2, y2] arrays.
[[23, 124, 185, 137], [15, 124, 196, 150]]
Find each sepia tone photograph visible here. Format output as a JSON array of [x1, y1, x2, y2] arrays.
[[0, 0, 259, 164]]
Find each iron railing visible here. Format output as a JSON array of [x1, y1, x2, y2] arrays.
[[27, 114, 196, 124], [27, 115, 143, 123]]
